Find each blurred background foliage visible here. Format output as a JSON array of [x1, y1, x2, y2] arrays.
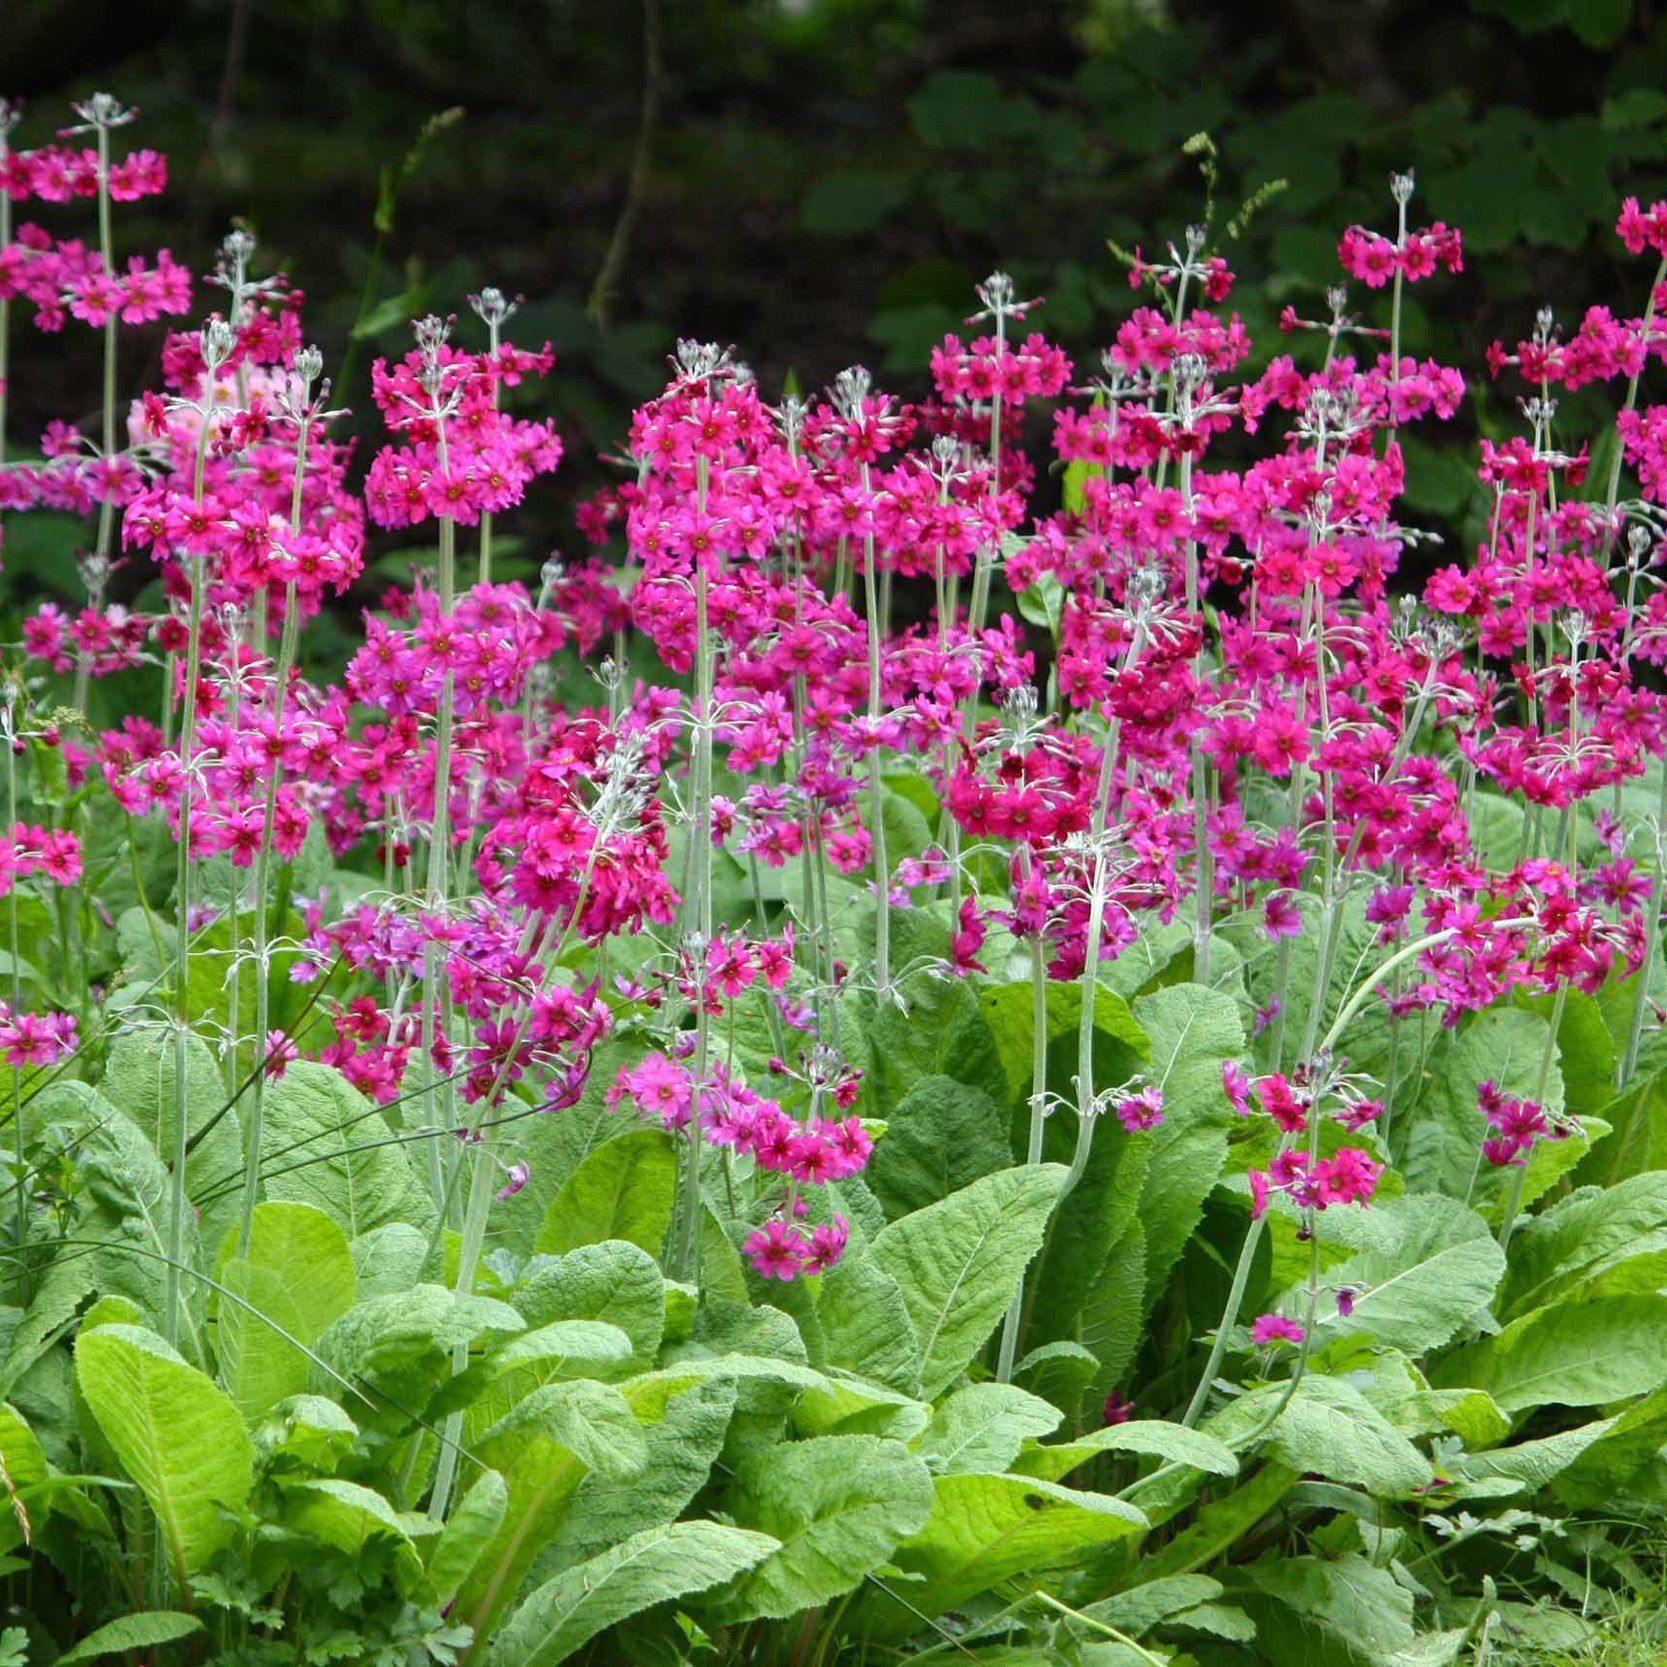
[[6, 0, 1667, 582]]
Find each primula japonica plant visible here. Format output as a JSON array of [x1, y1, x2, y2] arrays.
[[3, 94, 1667, 1667]]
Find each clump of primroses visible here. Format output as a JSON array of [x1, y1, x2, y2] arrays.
[[2, 90, 1666, 1319]]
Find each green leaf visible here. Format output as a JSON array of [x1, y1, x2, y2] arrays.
[[1131, 983, 1245, 1311], [491, 1521, 779, 1667], [455, 1378, 649, 1641], [1500, 1172, 1667, 1318], [351, 1222, 432, 1297], [907, 69, 1037, 149], [1210, 1376, 1433, 1496], [258, 1394, 359, 1472], [981, 980, 1147, 1108], [814, 1243, 922, 1394], [255, 1062, 429, 1235], [1243, 1552, 1416, 1659], [865, 1076, 1013, 1219], [871, 1165, 1068, 1397], [1434, 1294, 1667, 1411], [427, 1469, 508, 1606], [1306, 1194, 1505, 1360], [800, 167, 910, 235], [1081, 1573, 1230, 1639], [516, 1240, 666, 1362], [56, 1612, 204, 1663], [1135, 1462, 1298, 1583], [711, 1434, 933, 1622], [535, 1128, 678, 1258], [1402, 1009, 1571, 1219], [316, 1286, 523, 1426], [0, 1405, 47, 1554], [1016, 1419, 1238, 1486], [542, 1378, 737, 1574], [75, 1325, 254, 1585], [100, 1026, 244, 1254], [216, 1202, 357, 1419], [280, 1476, 422, 1576], [870, 1472, 1145, 1636], [912, 1384, 1061, 1475]]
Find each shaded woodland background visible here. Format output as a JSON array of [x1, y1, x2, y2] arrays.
[[4, 0, 1667, 599]]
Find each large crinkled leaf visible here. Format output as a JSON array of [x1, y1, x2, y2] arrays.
[[864, 1075, 1013, 1219], [1242, 1552, 1417, 1660], [465, 1322, 637, 1440], [315, 1285, 523, 1427], [710, 1434, 933, 1622], [869, 1471, 1146, 1637], [516, 1240, 666, 1363], [846, 951, 1009, 1121], [455, 1377, 649, 1641], [279, 1477, 422, 1579], [538, 1377, 737, 1575], [490, 1521, 778, 1667], [427, 1468, 508, 1607], [1209, 1376, 1433, 1497], [215, 1202, 356, 1420], [813, 1239, 922, 1394], [101, 1025, 244, 1254], [1304, 1193, 1505, 1360], [74, 1324, 253, 1586], [254, 1061, 429, 1235], [1130, 983, 1245, 1311], [1433, 1293, 1667, 1411], [1081, 1573, 1230, 1639], [350, 1222, 432, 1298], [535, 1127, 677, 1259], [871, 1164, 1067, 1398], [1015, 1419, 1238, 1486], [1401, 1008, 1582, 1220], [1500, 1172, 1667, 1319], [1451, 1417, 1622, 1497], [2, 1084, 181, 1388], [912, 1383, 1061, 1476]]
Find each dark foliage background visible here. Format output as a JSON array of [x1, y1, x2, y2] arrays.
[[5, 0, 1667, 592]]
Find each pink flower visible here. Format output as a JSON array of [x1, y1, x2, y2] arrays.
[[743, 1218, 809, 1282], [1251, 1314, 1305, 1347]]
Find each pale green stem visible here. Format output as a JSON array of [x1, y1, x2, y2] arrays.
[[995, 917, 1048, 1381], [672, 459, 715, 1282], [236, 415, 312, 1256], [1621, 764, 1667, 1086], [861, 461, 891, 1000]]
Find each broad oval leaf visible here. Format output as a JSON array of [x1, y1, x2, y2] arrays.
[[1434, 1294, 1667, 1411], [490, 1520, 778, 1667], [709, 1434, 934, 1622], [912, 1383, 1061, 1476], [75, 1324, 254, 1585], [871, 1164, 1068, 1398], [216, 1201, 356, 1419], [535, 1128, 678, 1258]]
